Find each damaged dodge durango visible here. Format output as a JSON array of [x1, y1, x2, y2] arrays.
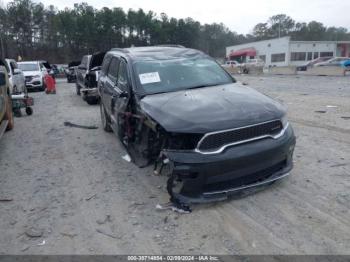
[[98, 46, 296, 208]]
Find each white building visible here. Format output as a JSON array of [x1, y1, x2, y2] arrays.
[[226, 36, 350, 67]]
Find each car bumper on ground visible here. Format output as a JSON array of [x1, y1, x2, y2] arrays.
[[164, 125, 296, 204]]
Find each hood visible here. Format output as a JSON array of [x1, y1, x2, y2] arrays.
[[23, 71, 41, 77], [140, 83, 286, 134]]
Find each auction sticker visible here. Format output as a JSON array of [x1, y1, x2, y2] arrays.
[[139, 72, 161, 84]]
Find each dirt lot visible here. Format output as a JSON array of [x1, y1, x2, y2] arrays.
[[0, 75, 349, 255]]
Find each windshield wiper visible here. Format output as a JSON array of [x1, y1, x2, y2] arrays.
[[187, 83, 222, 90]]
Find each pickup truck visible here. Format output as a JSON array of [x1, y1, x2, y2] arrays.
[[76, 52, 106, 105], [0, 59, 14, 139]]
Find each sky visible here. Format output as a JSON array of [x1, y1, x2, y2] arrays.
[[2, 0, 350, 34]]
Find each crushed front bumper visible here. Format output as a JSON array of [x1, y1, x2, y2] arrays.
[[164, 125, 296, 204]]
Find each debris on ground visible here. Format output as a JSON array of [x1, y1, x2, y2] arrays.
[[341, 116, 350, 120], [0, 197, 13, 202], [96, 228, 120, 239], [25, 227, 43, 238], [330, 163, 348, 168], [64, 121, 98, 129], [21, 245, 30, 252], [85, 193, 97, 201], [156, 202, 191, 214], [326, 105, 338, 108], [37, 239, 46, 246], [60, 232, 77, 238], [314, 110, 327, 113], [122, 154, 131, 162], [96, 215, 112, 225]]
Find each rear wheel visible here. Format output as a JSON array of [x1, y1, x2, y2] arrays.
[[86, 96, 99, 105], [5, 92, 14, 131], [100, 103, 112, 132]]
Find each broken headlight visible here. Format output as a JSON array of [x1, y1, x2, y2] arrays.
[[167, 133, 203, 150]]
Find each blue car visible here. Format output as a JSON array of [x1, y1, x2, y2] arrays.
[[342, 59, 350, 68]]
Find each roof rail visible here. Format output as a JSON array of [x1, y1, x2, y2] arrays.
[[110, 48, 129, 53], [155, 44, 185, 48]]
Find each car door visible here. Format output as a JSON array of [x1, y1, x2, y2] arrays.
[[103, 57, 120, 116], [98, 55, 112, 107], [110, 59, 130, 131], [10, 61, 24, 93], [0, 67, 7, 120], [77, 56, 89, 88]]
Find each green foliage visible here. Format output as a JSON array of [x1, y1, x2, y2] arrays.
[[0, 0, 349, 62]]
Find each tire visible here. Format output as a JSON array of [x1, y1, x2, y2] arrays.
[[5, 93, 14, 131], [25, 107, 33, 116], [100, 103, 112, 132], [243, 68, 249, 74], [86, 96, 98, 105]]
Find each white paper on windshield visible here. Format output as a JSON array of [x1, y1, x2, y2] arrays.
[[139, 72, 161, 84]]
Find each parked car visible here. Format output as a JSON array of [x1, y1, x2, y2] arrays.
[[98, 46, 296, 207], [222, 60, 240, 67], [76, 52, 106, 104], [314, 57, 349, 67], [65, 61, 80, 83], [17, 61, 47, 91], [296, 56, 333, 71], [341, 59, 350, 69], [0, 59, 14, 138], [241, 58, 265, 73], [4, 59, 25, 94]]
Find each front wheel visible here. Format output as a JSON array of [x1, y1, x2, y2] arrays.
[[100, 103, 112, 132]]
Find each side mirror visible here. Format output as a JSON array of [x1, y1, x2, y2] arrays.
[[13, 68, 21, 75]]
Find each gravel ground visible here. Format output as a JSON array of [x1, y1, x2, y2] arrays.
[[0, 75, 349, 255]]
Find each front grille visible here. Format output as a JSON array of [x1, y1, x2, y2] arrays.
[[25, 76, 33, 82], [197, 120, 283, 152]]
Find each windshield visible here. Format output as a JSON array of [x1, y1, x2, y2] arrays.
[[18, 63, 39, 71], [134, 57, 234, 94]]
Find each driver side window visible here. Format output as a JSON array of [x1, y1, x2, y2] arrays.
[[117, 61, 129, 89], [107, 57, 119, 83]]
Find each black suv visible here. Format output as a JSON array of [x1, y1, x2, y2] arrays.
[[98, 46, 296, 206]]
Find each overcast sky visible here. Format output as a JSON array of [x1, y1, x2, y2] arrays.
[[2, 0, 350, 34]]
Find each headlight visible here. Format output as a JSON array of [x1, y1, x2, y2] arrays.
[[281, 115, 288, 128]]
